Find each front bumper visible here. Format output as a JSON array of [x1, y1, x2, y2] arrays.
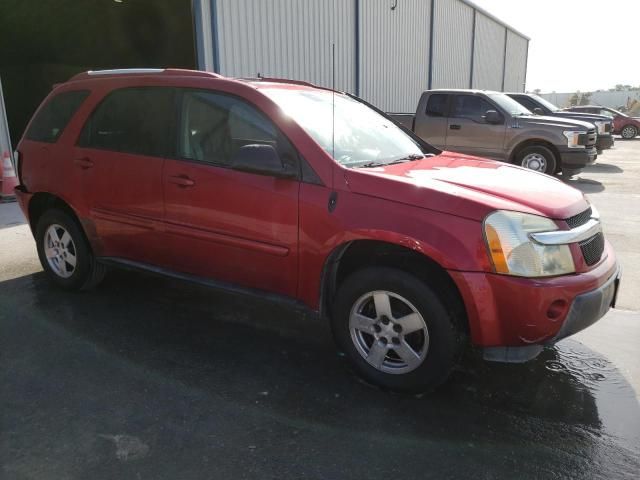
[[559, 147, 598, 172], [449, 241, 619, 362], [596, 135, 614, 151]]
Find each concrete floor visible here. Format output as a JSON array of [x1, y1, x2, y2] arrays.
[[1, 140, 639, 479]]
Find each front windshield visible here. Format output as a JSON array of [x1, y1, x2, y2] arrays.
[[261, 88, 425, 167], [531, 94, 559, 112], [487, 93, 532, 116]]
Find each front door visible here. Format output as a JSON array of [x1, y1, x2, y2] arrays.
[[445, 94, 507, 160], [74, 87, 174, 264], [162, 89, 300, 297]]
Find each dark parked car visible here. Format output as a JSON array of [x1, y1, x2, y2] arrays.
[[14, 69, 620, 392], [565, 105, 640, 139], [507, 93, 614, 152]]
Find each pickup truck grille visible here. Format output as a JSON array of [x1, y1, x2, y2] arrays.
[[604, 123, 612, 133], [578, 128, 597, 147], [565, 207, 592, 228], [580, 232, 605, 266]]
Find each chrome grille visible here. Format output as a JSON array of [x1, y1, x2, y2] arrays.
[[565, 208, 592, 228], [579, 232, 605, 266]]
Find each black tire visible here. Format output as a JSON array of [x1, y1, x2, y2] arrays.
[[331, 267, 464, 392], [515, 145, 557, 175], [620, 125, 637, 139], [35, 209, 106, 290]]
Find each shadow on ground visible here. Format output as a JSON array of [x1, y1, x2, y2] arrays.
[[1, 270, 639, 479], [564, 176, 605, 193]]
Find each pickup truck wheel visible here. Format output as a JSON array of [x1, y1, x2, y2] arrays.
[[516, 145, 557, 175], [35, 209, 106, 291], [332, 267, 463, 392], [621, 125, 637, 139]]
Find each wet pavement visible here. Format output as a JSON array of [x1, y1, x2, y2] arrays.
[[1, 139, 640, 479]]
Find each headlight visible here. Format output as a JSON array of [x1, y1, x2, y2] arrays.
[[594, 120, 606, 135], [484, 211, 575, 277], [563, 130, 584, 148]]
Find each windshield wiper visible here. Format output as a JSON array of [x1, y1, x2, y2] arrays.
[[387, 154, 425, 164], [354, 154, 427, 169], [353, 161, 386, 168]]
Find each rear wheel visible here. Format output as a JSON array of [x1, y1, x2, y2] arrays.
[[621, 125, 637, 139], [331, 267, 464, 392], [35, 209, 105, 290], [516, 145, 557, 175]]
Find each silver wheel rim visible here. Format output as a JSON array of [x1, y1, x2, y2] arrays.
[[521, 153, 547, 172], [349, 290, 429, 374], [622, 126, 636, 139], [44, 224, 77, 278]]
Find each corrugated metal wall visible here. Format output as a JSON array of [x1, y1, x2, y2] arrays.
[[503, 30, 528, 92], [215, 0, 356, 93], [431, 0, 474, 89], [359, 0, 431, 112], [472, 13, 506, 91], [199, 0, 530, 110]]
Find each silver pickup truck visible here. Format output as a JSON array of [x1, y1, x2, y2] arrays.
[[390, 89, 598, 176]]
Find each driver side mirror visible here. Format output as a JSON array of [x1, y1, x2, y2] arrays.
[[532, 107, 544, 115], [483, 110, 503, 124], [231, 144, 297, 179]]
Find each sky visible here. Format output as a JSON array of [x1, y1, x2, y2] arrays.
[[470, 0, 640, 93]]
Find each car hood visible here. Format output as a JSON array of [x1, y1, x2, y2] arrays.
[[343, 151, 588, 221], [549, 111, 611, 123], [515, 115, 595, 130]]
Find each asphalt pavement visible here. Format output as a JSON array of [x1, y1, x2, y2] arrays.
[[1, 139, 639, 479]]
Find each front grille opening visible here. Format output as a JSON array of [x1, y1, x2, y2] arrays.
[[565, 207, 592, 228], [580, 232, 605, 266]]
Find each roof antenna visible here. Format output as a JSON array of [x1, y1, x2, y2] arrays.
[[332, 43, 335, 163]]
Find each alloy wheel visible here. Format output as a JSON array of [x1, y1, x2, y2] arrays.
[[44, 224, 77, 278], [349, 290, 429, 374], [621, 126, 637, 139]]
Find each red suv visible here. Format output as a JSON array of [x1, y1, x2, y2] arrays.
[[15, 69, 621, 391]]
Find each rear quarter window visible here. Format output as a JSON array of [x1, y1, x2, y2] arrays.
[[25, 90, 90, 143]]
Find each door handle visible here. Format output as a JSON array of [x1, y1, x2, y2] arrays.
[[74, 157, 94, 169], [449, 124, 461, 130], [168, 175, 195, 187]]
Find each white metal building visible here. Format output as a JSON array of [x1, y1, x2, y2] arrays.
[[192, 0, 530, 112]]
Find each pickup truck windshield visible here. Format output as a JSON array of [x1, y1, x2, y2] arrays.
[[487, 93, 532, 116], [531, 94, 560, 112], [262, 88, 424, 167]]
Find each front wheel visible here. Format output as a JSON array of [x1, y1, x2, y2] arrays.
[[516, 145, 557, 175], [35, 209, 106, 290], [621, 125, 637, 139], [331, 267, 464, 392]]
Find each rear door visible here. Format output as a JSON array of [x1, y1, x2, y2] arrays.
[[414, 93, 449, 148], [445, 94, 507, 160], [162, 89, 300, 297], [74, 87, 174, 264]]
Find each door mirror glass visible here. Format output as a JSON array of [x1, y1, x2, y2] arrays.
[[231, 144, 296, 178], [483, 110, 503, 124], [532, 107, 544, 115]]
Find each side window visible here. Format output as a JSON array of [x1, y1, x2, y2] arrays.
[[514, 96, 537, 111], [451, 95, 495, 121], [600, 109, 614, 118], [425, 94, 448, 117], [79, 87, 174, 157], [178, 90, 294, 168], [26, 90, 90, 143]]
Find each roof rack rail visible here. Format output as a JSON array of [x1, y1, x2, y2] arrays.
[[254, 74, 318, 88], [69, 68, 223, 81]]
